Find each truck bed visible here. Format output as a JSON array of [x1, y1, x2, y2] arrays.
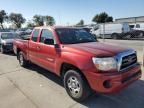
[[13, 38, 29, 55]]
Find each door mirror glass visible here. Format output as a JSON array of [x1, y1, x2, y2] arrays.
[[44, 38, 54, 45]]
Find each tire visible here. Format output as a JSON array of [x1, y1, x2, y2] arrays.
[[111, 33, 119, 39], [124, 33, 132, 39], [18, 51, 29, 67], [64, 70, 92, 102], [1, 45, 5, 54], [139, 31, 144, 38]]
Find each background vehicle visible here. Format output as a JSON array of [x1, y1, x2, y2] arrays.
[[16, 28, 33, 36], [25, 28, 33, 34], [129, 23, 144, 31], [16, 28, 27, 36], [0, 32, 20, 53], [129, 23, 144, 38], [81, 27, 92, 33], [91, 23, 130, 39], [13, 26, 141, 102], [143, 47, 144, 67]]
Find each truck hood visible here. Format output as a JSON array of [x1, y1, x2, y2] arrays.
[[63, 42, 132, 57], [1, 39, 14, 44]]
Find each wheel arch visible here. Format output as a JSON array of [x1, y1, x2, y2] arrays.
[[60, 62, 90, 88], [16, 48, 28, 60]]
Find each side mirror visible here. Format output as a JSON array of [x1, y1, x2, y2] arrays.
[[54, 44, 60, 48], [44, 38, 54, 45]]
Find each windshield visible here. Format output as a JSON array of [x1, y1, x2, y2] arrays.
[[1, 33, 18, 39], [56, 28, 96, 44], [129, 25, 134, 29]]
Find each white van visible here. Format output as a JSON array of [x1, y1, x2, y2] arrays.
[[129, 23, 144, 31], [91, 23, 130, 39]]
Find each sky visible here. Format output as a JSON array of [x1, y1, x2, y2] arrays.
[[0, 0, 144, 26]]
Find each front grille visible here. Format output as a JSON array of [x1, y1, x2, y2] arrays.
[[7, 43, 13, 46], [120, 53, 137, 70]]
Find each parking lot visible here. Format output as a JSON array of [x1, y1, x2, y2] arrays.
[[0, 39, 143, 108]]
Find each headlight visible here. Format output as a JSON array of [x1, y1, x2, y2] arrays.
[[92, 57, 117, 71], [3, 42, 7, 45], [2, 41, 6, 45]]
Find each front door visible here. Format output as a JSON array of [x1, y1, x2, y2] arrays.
[[29, 29, 41, 64], [36, 29, 57, 72]]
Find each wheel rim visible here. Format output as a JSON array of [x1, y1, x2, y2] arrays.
[[19, 54, 24, 65], [125, 35, 131, 39], [112, 34, 117, 39], [139, 33, 143, 37], [67, 76, 81, 97]]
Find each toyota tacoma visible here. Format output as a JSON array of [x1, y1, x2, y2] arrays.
[[13, 26, 142, 102]]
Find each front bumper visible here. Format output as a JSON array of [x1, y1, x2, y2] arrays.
[[3, 44, 13, 52], [84, 63, 142, 93]]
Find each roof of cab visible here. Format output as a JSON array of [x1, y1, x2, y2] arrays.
[[0, 32, 15, 35], [34, 26, 81, 30]]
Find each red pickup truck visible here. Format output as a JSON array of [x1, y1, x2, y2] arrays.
[[13, 26, 142, 102]]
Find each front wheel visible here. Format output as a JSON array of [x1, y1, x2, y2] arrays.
[[18, 51, 29, 67], [64, 70, 92, 102]]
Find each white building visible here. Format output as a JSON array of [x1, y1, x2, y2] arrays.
[[115, 16, 144, 24]]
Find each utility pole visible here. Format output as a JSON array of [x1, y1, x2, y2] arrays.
[[103, 23, 105, 42]]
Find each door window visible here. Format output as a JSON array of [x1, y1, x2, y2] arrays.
[[40, 29, 54, 44], [136, 24, 140, 28], [31, 29, 40, 42]]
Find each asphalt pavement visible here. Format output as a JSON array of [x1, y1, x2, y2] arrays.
[[0, 39, 144, 108]]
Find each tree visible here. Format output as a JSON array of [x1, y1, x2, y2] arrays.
[[0, 10, 8, 29], [92, 14, 99, 23], [9, 13, 26, 28], [33, 15, 44, 26], [105, 16, 113, 22], [76, 19, 84, 26], [92, 12, 113, 23], [44, 16, 55, 26], [27, 21, 35, 28]]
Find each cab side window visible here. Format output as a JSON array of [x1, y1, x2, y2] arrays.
[[40, 29, 54, 44], [31, 29, 40, 42], [136, 24, 140, 28]]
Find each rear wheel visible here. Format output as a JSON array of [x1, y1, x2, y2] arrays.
[[142, 31, 144, 37], [111, 33, 119, 39], [124, 33, 131, 39], [139, 31, 144, 38], [18, 51, 29, 67], [64, 70, 92, 102]]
